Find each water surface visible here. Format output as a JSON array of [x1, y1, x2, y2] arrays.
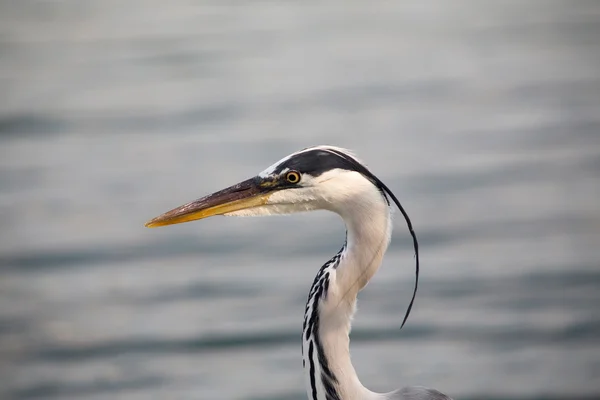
[[1, 1, 599, 399]]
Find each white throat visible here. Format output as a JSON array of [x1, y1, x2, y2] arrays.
[[302, 182, 392, 400]]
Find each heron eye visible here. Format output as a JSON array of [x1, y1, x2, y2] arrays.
[[285, 171, 301, 184]]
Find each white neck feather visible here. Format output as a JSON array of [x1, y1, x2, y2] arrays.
[[303, 176, 392, 400]]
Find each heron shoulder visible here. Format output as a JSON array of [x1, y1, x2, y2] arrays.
[[386, 386, 454, 400]]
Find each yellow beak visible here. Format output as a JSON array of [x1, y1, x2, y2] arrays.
[[145, 177, 271, 228]]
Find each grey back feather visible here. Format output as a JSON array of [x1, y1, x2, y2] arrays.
[[386, 386, 453, 400]]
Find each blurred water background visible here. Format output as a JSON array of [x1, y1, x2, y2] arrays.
[[1, 1, 599, 399]]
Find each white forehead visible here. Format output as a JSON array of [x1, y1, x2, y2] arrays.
[[258, 145, 359, 178]]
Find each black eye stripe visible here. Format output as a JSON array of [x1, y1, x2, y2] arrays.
[[272, 150, 356, 177], [273, 149, 386, 200]]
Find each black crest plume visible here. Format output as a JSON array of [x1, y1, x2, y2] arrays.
[[326, 149, 419, 329]]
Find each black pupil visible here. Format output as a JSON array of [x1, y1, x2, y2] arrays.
[[288, 173, 298, 182]]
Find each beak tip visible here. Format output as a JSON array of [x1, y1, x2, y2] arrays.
[[144, 219, 159, 228]]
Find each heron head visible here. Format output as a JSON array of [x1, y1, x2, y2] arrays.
[[145, 146, 391, 227], [145, 145, 419, 330]]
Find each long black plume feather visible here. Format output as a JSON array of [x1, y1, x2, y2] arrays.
[[327, 149, 419, 329]]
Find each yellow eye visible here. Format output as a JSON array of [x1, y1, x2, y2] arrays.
[[285, 170, 301, 184]]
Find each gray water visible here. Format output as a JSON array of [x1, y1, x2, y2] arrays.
[[1, 1, 600, 399]]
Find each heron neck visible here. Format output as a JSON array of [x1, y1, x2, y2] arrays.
[[303, 196, 391, 400]]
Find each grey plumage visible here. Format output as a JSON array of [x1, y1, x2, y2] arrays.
[[388, 386, 454, 400]]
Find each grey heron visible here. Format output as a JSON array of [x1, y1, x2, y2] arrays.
[[146, 145, 453, 400]]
